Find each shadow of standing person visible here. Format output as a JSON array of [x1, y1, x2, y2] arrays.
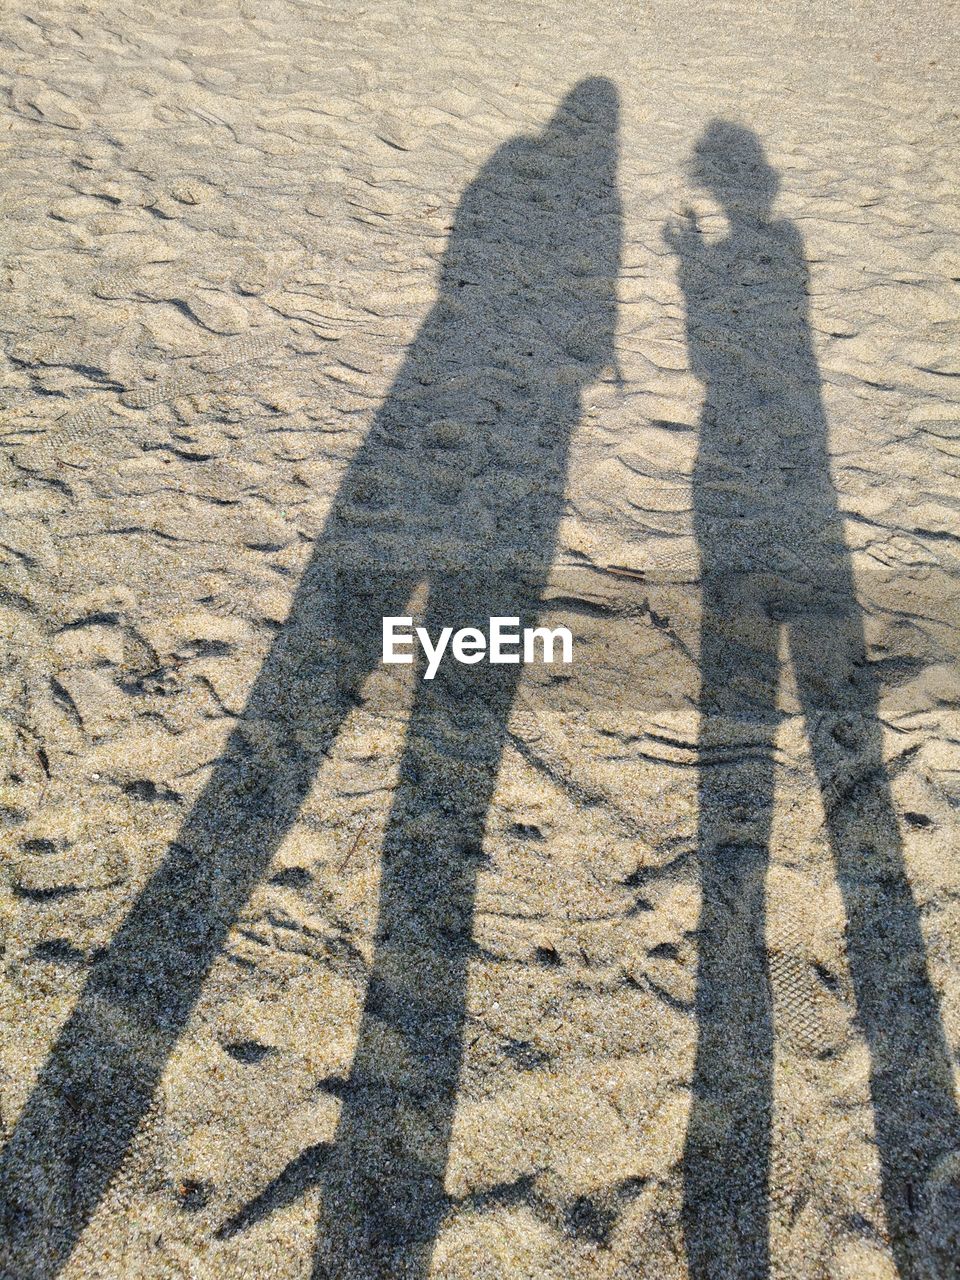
[[666, 120, 960, 1279], [0, 80, 622, 1279]]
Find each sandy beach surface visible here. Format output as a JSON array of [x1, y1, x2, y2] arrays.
[[0, 2, 958, 1277]]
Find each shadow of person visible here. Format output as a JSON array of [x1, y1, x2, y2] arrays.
[[0, 79, 622, 1280], [666, 120, 960, 1279]]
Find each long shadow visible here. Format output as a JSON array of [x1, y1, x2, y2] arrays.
[[667, 121, 960, 1279], [0, 80, 622, 1279]]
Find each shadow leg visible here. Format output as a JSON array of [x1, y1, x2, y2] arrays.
[[683, 573, 779, 1280], [791, 593, 960, 1278], [311, 569, 537, 1280], [0, 560, 415, 1280]]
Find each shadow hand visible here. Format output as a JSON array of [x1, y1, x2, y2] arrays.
[[663, 206, 698, 252]]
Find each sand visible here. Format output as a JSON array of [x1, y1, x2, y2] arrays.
[[0, 2, 958, 1278]]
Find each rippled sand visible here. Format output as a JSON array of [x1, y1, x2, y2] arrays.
[[0, 3, 958, 1278]]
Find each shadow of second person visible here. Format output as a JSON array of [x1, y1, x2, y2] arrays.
[[0, 79, 622, 1280], [667, 120, 960, 1280]]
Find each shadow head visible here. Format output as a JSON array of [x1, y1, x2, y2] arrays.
[[548, 76, 619, 130], [438, 76, 622, 381], [539, 76, 619, 167], [540, 78, 621, 376], [691, 120, 779, 222]]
